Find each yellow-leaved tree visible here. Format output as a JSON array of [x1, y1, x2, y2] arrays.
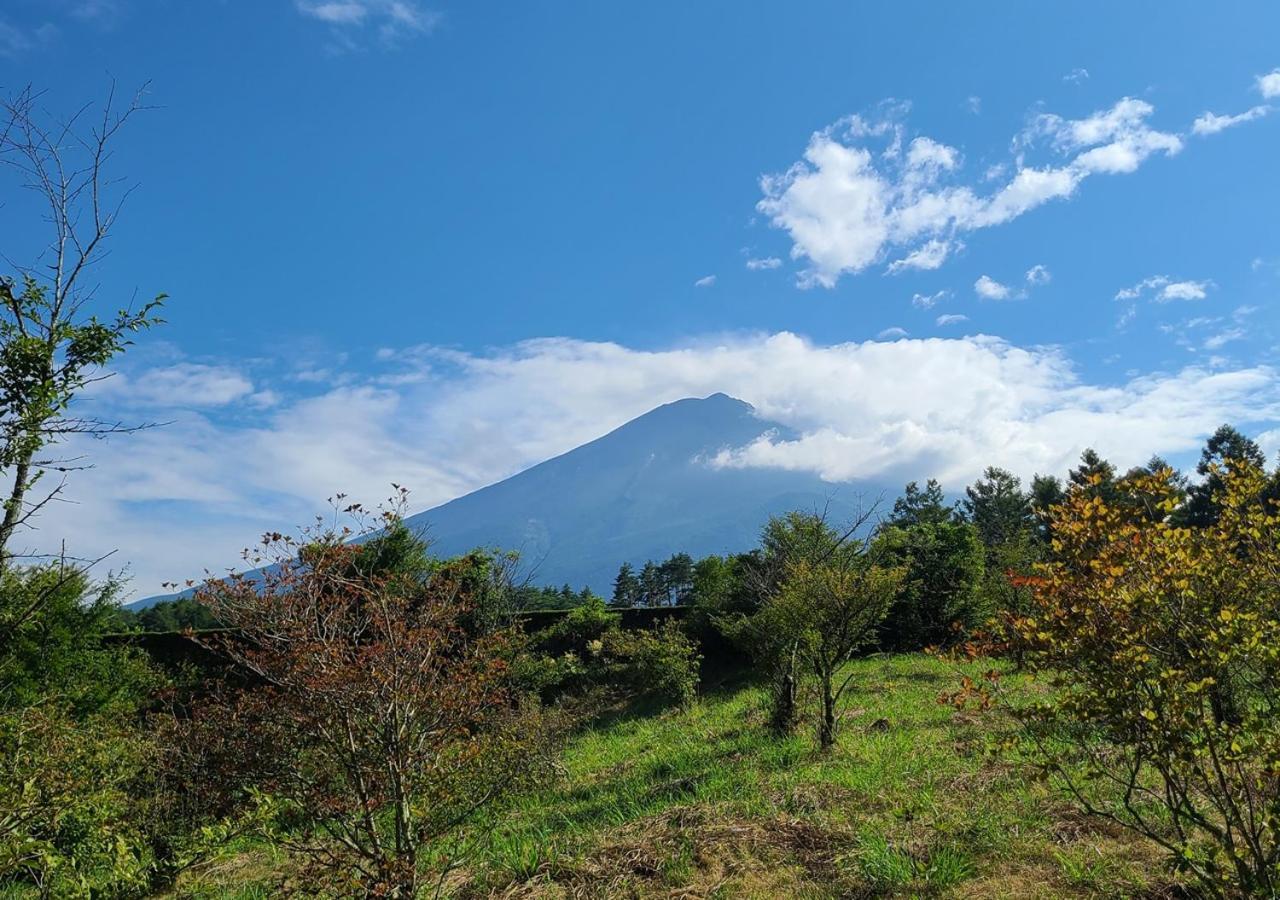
[[979, 460, 1280, 895]]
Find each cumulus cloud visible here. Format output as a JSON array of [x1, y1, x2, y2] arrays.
[[975, 275, 1014, 300], [1258, 69, 1280, 100], [745, 257, 782, 271], [694, 274, 717, 287], [1192, 106, 1270, 136], [1115, 275, 1213, 303], [35, 332, 1280, 598], [759, 98, 1182, 287], [295, 0, 440, 47]]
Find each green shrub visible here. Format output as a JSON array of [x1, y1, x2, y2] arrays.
[[601, 621, 701, 708]]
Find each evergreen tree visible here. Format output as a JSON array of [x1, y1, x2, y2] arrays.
[[887, 479, 953, 528], [1067, 448, 1118, 500], [960, 467, 1034, 552], [659, 552, 695, 605], [1179, 425, 1267, 526], [639, 561, 664, 607], [611, 562, 639, 607]]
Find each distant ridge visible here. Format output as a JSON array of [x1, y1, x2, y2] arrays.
[[132, 394, 877, 607]]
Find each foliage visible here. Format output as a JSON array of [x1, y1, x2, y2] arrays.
[[875, 519, 986, 650], [527, 598, 700, 708], [726, 510, 901, 748], [977, 460, 1280, 895], [513, 583, 597, 611], [611, 552, 697, 607], [109, 596, 220, 632], [886, 478, 953, 528], [0, 566, 162, 897], [1177, 425, 1273, 527], [599, 621, 701, 708], [190, 508, 559, 898], [0, 702, 155, 898]]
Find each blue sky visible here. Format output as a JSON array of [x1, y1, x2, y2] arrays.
[[2, 1, 1278, 596]]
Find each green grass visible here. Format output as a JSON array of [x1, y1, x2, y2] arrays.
[[173, 653, 1173, 898]]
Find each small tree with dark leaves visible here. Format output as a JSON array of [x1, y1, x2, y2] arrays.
[[192, 498, 557, 897]]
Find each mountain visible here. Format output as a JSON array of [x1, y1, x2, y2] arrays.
[[398, 393, 874, 594], [133, 393, 879, 607]]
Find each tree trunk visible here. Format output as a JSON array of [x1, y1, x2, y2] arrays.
[[0, 455, 32, 574], [819, 677, 837, 750]]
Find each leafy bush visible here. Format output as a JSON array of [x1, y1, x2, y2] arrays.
[[600, 621, 701, 708], [0, 566, 162, 897], [972, 461, 1280, 895], [527, 599, 701, 708]]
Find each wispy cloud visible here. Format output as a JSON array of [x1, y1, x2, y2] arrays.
[[911, 289, 950, 309], [1192, 106, 1270, 136], [886, 238, 959, 274], [694, 274, 717, 287], [295, 0, 441, 49], [1025, 264, 1051, 286], [1115, 275, 1213, 303], [935, 314, 968, 326], [877, 327, 908, 339], [1063, 68, 1090, 84], [759, 96, 1183, 287], [0, 16, 57, 58], [745, 257, 782, 271]]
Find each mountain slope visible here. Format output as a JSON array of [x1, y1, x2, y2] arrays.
[[403, 393, 874, 594]]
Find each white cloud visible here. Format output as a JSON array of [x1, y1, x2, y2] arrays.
[[694, 274, 717, 287], [1063, 68, 1090, 84], [1258, 69, 1280, 100], [935, 314, 968, 326], [92, 363, 256, 408], [975, 275, 1014, 300], [1025, 264, 1051, 285], [1115, 275, 1213, 303], [1159, 280, 1211, 302], [911, 290, 950, 309], [35, 332, 1280, 599], [745, 257, 782, 271], [759, 98, 1182, 287], [1192, 106, 1270, 136], [1204, 328, 1246, 351], [877, 327, 909, 340], [886, 238, 959, 274], [295, 0, 440, 46], [966, 96, 982, 115]]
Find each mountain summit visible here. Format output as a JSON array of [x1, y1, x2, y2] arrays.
[[404, 393, 868, 594]]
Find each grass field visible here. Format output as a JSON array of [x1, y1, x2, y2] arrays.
[[174, 653, 1175, 898]]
